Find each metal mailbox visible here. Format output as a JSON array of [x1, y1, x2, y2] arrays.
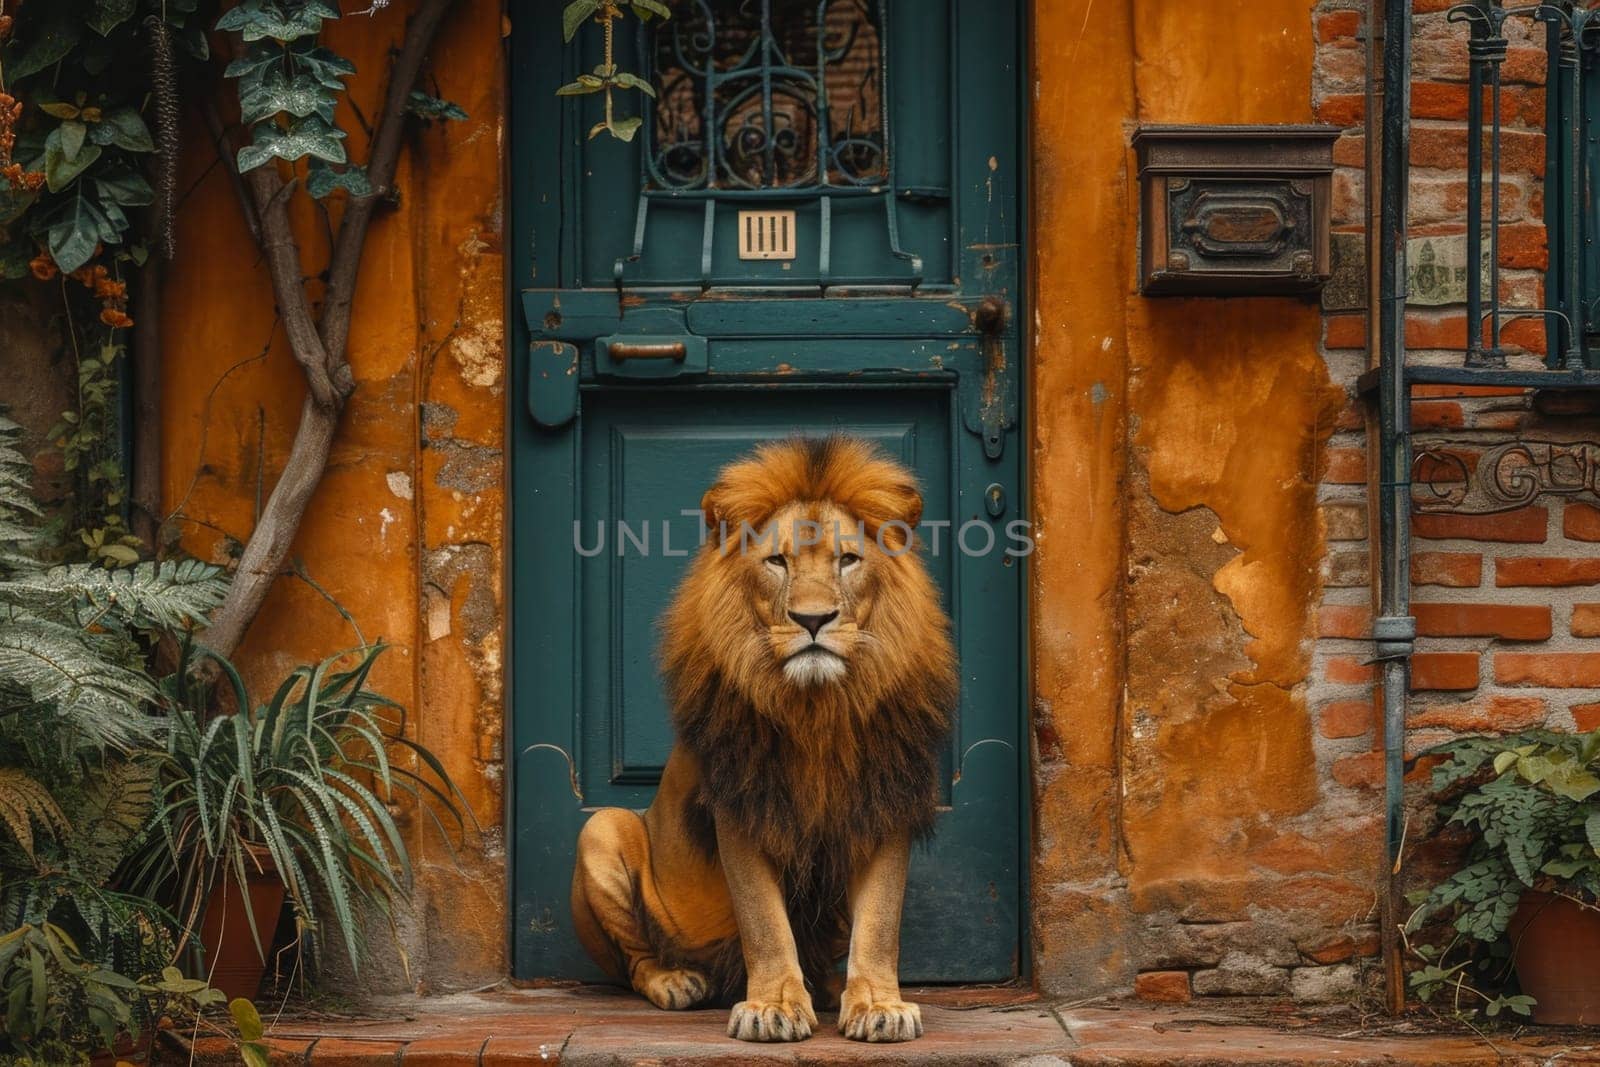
[[1133, 125, 1341, 297]]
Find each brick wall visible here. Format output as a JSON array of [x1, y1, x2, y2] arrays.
[[1136, 0, 1578, 1006]]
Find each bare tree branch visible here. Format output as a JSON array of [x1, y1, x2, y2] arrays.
[[321, 0, 453, 366], [197, 94, 261, 246], [242, 165, 341, 409], [200, 0, 456, 657]]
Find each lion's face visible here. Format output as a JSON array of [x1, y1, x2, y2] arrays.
[[745, 501, 873, 687], [661, 437, 955, 712]]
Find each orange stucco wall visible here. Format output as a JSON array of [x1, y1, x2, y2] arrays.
[[162, 0, 508, 987], [159, 0, 1362, 995], [1030, 0, 1367, 993]]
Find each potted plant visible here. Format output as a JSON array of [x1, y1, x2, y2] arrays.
[[129, 640, 472, 999], [1407, 728, 1600, 1024]]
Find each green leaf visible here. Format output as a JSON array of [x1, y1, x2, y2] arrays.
[[37, 102, 82, 120], [216, 0, 339, 42], [612, 72, 657, 98], [1493, 750, 1520, 776], [590, 115, 644, 142], [240, 70, 339, 124], [404, 91, 469, 122], [44, 128, 101, 193], [224, 42, 287, 81], [60, 121, 88, 163], [230, 996, 265, 1041], [241, 1043, 271, 1067], [236, 117, 349, 172], [631, 0, 672, 20], [288, 42, 357, 89], [305, 161, 372, 199], [556, 79, 603, 97], [563, 0, 603, 41], [95, 170, 156, 208], [87, 0, 138, 36], [0, 185, 39, 227], [45, 189, 109, 272], [5, 16, 83, 81], [93, 107, 156, 153]]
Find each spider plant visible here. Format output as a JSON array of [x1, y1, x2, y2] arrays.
[[128, 639, 472, 974]]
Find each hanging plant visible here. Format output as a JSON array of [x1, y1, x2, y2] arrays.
[[558, 0, 669, 142]]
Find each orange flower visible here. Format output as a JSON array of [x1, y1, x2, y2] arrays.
[[93, 277, 126, 300], [28, 252, 56, 281], [99, 308, 134, 329]]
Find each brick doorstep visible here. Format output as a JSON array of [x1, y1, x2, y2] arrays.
[[156, 986, 1595, 1065]]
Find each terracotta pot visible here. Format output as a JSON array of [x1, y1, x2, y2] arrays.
[[198, 846, 286, 1002], [1510, 890, 1600, 1025]]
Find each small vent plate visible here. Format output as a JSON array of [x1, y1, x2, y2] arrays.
[[737, 210, 797, 260]]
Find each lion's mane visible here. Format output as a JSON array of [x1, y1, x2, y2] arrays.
[[658, 437, 958, 996]]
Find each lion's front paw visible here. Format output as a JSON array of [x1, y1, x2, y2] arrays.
[[726, 997, 816, 1042], [839, 998, 923, 1043], [636, 964, 709, 1010]]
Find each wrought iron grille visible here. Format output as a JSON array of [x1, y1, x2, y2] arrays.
[[644, 0, 889, 191], [1451, 0, 1600, 370], [612, 0, 923, 287]]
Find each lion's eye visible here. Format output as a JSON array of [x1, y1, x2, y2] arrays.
[[764, 554, 787, 569], [839, 552, 862, 569]]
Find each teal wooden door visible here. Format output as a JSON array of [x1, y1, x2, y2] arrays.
[[509, 0, 1022, 982]]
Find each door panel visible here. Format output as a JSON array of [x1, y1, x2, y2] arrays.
[[509, 0, 1022, 983]]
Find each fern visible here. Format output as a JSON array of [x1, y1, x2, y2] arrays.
[[68, 760, 157, 889], [0, 559, 228, 631], [0, 415, 229, 752], [0, 769, 70, 866], [0, 617, 156, 750]]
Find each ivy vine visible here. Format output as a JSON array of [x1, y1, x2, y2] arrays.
[[0, 0, 200, 565]]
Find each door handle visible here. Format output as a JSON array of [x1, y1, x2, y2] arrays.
[[608, 341, 687, 361], [596, 333, 708, 378]]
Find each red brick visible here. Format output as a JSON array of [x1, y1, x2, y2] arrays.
[[1320, 699, 1374, 739], [1413, 507, 1547, 543], [1333, 751, 1383, 789], [1411, 126, 1545, 177], [1573, 604, 1600, 638], [1565, 503, 1600, 542], [1410, 400, 1464, 430], [1411, 551, 1482, 587], [1316, 93, 1364, 128], [1326, 503, 1368, 542], [1316, 10, 1362, 41], [1496, 652, 1600, 687], [1496, 557, 1600, 587], [1324, 447, 1367, 485], [1134, 970, 1192, 1003], [1405, 312, 1546, 354], [1572, 702, 1600, 732], [1411, 652, 1480, 691], [1324, 313, 1366, 350], [1301, 930, 1380, 965], [1324, 656, 1376, 685], [1410, 695, 1546, 732], [1318, 604, 1371, 639], [1497, 223, 1550, 270], [1405, 83, 1545, 125], [1333, 133, 1365, 167], [1413, 603, 1552, 640]]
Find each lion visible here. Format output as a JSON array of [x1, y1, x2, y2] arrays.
[[570, 436, 958, 1043]]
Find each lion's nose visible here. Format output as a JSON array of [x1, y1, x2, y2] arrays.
[[788, 610, 838, 639]]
